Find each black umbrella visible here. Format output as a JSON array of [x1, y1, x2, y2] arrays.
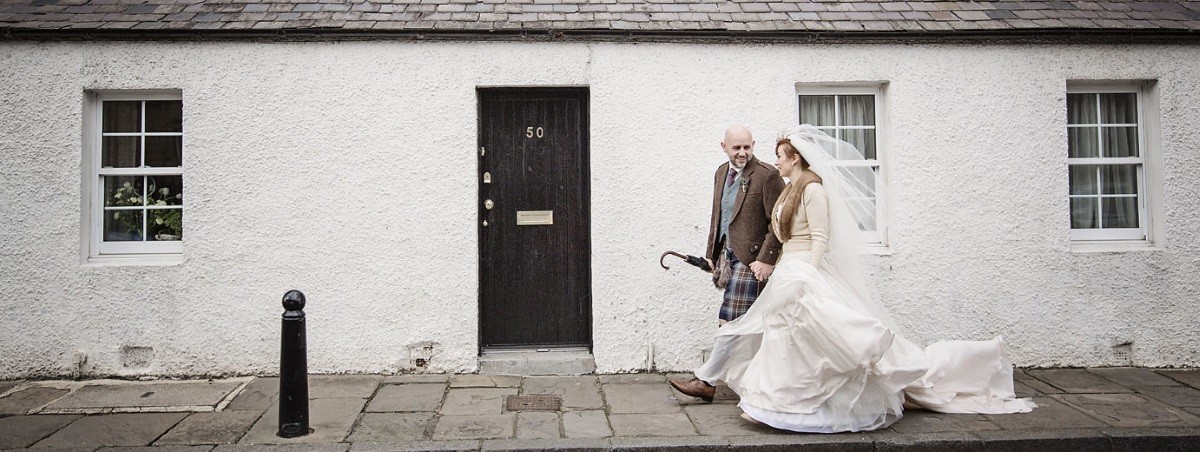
[[660, 251, 712, 272]]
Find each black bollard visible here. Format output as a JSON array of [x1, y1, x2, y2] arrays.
[[278, 290, 310, 438]]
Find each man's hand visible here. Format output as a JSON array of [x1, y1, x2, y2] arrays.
[[748, 261, 774, 281]]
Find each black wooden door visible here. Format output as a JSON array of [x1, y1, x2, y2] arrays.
[[478, 88, 591, 349]]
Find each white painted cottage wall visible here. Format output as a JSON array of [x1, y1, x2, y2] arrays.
[[0, 41, 1197, 378]]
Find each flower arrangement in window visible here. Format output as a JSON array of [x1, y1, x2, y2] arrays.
[[109, 181, 183, 241]]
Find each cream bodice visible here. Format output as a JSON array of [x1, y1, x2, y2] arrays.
[[772, 182, 830, 267]]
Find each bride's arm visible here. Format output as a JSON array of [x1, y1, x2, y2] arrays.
[[804, 183, 830, 267]]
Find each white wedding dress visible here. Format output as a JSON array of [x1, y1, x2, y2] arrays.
[[693, 170, 1034, 433]]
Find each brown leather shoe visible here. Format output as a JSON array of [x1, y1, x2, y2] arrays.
[[669, 378, 715, 402]]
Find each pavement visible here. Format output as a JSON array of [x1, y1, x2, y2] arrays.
[[2, 368, 1200, 451]]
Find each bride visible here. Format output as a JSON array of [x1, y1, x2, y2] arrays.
[[669, 125, 1034, 433]]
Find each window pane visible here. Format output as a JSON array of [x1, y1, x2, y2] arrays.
[[103, 101, 140, 133], [1069, 165, 1098, 195], [841, 129, 876, 160], [1067, 93, 1097, 125], [1103, 126, 1139, 158], [104, 175, 144, 208], [147, 175, 183, 206], [145, 136, 182, 167], [102, 137, 140, 168], [105, 209, 144, 242], [847, 197, 877, 231], [1070, 197, 1098, 229], [1068, 127, 1099, 158], [799, 95, 835, 127], [838, 95, 875, 126], [1100, 164, 1137, 195], [145, 100, 183, 133], [1100, 93, 1137, 124], [1101, 197, 1138, 229], [148, 208, 183, 241]]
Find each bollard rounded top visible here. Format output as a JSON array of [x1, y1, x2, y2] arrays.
[[282, 290, 306, 311]]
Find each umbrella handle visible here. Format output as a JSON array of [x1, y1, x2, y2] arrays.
[[660, 251, 687, 270]]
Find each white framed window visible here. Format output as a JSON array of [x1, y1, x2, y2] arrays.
[[797, 83, 887, 246], [84, 91, 184, 258], [1066, 82, 1156, 244]]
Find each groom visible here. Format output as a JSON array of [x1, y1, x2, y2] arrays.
[[671, 125, 784, 402], [708, 124, 785, 325]]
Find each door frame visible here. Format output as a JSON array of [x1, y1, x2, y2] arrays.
[[476, 86, 592, 354]]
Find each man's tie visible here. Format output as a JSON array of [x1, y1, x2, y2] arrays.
[[726, 167, 738, 187]]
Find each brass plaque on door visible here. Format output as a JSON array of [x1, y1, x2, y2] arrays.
[[516, 210, 553, 226]]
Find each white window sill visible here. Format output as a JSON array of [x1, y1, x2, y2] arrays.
[[85, 254, 184, 267], [860, 244, 892, 256], [1070, 240, 1161, 253]]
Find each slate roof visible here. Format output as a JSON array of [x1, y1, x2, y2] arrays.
[[2, 1, 1199, 41]]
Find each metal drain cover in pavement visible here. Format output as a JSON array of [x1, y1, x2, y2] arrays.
[[505, 394, 562, 411]]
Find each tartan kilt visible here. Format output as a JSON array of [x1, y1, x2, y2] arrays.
[[719, 254, 765, 321]]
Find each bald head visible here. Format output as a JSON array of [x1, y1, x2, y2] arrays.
[[721, 125, 755, 170]]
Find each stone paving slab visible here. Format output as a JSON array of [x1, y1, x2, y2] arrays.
[[382, 375, 449, 384], [1161, 370, 1200, 389], [33, 412, 188, 448], [239, 397, 366, 444], [0, 415, 80, 449], [599, 374, 665, 384], [0, 382, 20, 396], [889, 410, 1001, 433], [1135, 384, 1200, 414], [984, 396, 1105, 430], [1026, 368, 1132, 394], [308, 375, 382, 399], [609, 413, 697, 437], [1012, 369, 1063, 394], [0, 387, 69, 415], [42, 381, 243, 412], [154, 411, 264, 445], [432, 414, 515, 441], [365, 383, 445, 413], [514, 412, 559, 439], [449, 375, 521, 389], [561, 410, 611, 439], [1055, 393, 1200, 427], [440, 388, 516, 416], [604, 383, 681, 414], [1090, 367, 1181, 387], [224, 378, 277, 412], [347, 412, 434, 443], [520, 377, 602, 410], [665, 373, 692, 382], [684, 404, 775, 436], [1011, 380, 1040, 398]]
